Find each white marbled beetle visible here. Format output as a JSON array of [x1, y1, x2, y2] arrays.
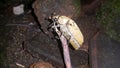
[[49, 15, 84, 50]]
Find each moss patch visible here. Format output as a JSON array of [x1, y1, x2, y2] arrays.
[[72, 0, 81, 15], [96, 0, 120, 41]]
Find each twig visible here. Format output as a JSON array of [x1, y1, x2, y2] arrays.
[[16, 62, 25, 68], [59, 35, 72, 68]]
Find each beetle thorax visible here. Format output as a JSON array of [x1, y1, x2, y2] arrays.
[[53, 16, 69, 25]]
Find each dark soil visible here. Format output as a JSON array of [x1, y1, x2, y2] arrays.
[[0, 0, 120, 68], [0, 0, 99, 68]]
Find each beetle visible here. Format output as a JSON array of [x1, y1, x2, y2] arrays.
[[49, 15, 84, 50]]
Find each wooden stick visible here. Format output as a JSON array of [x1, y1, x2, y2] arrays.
[[60, 35, 72, 68]]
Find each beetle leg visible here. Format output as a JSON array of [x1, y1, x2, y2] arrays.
[[55, 27, 61, 37], [52, 22, 61, 37]]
